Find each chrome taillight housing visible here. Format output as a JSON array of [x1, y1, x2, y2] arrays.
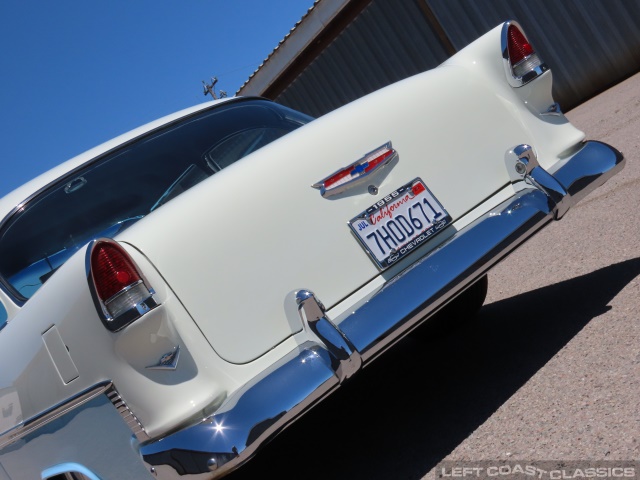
[[502, 20, 548, 87], [87, 239, 158, 332]]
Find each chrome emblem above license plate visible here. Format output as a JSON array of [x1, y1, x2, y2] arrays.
[[312, 142, 397, 198], [349, 178, 451, 269]]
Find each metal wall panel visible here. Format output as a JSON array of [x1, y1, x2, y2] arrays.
[[426, 0, 640, 110], [271, 0, 640, 116], [275, 0, 451, 116]]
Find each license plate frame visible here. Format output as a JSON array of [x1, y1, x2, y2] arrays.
[[349, 178, 451, 269]]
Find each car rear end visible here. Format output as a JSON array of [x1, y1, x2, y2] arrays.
[[134, 21, 623, 477], [0, 21, 624, 480]]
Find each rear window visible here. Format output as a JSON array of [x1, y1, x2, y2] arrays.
[[0, 98, 312, 301]]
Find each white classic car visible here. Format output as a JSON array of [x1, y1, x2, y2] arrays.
[[0, 20, 624, 480]]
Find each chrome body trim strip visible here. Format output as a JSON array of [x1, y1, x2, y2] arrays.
[[0, 383, 155, 480], [139, 140, 624, 478], [0, 383, 111, 449]]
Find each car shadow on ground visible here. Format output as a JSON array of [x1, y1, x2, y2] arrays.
[[227, 258, 640, 480]]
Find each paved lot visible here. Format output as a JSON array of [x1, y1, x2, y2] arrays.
[[423, 73, 640, 474], [229, 73, 640, 480]]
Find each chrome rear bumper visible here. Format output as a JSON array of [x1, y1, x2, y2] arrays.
[[141, 140, 624, 478]]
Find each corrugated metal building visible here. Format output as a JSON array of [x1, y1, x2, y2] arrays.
[[238, 0, 640, 117]]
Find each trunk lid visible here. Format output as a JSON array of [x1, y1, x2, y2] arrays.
[[120, 65, 531, 363]]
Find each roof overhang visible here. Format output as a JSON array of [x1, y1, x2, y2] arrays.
[[237, 0, 371, 98]]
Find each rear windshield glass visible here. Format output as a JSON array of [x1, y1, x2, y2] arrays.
[[0, 98, 313, 301]]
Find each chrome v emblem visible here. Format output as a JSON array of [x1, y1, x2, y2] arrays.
[[312, 142, 398, 198], [146, 346, 180, 370]]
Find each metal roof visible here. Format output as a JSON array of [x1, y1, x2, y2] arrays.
[[237, 0, 640, 117], [237, 0, 350, 96]]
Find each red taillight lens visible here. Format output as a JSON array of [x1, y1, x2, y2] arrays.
[[507, 24, 534, 64], [91, 241, 142, 301], [89, 239, 157, 331], [503, 21, 546, 86]]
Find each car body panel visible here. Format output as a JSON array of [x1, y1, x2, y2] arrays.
[[116, 63, 582, 365], [0, 21, 624, 480]]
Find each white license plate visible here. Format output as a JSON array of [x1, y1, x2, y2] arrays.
[[349, 178, 451, 269]]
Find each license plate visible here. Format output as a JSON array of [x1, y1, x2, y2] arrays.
[[349, 178, 451, 269]]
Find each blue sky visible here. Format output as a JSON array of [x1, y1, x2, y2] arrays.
[[0, 1, 314, 198]]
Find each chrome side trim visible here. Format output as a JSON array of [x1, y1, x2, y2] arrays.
[[140, 140, 624, 479], [0, 383, 111, 449]]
